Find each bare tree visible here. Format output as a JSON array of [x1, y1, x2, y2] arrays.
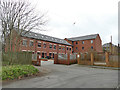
[[0, 0, 48, 52]]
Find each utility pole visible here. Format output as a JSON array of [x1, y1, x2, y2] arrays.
[[110, 36, 112, 54]]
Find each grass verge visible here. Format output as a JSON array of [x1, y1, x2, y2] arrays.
[[0, 65, 39, 80]]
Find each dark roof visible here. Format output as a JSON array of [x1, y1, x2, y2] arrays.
[[21, 31, 72, 46], [66, 34, 98, 41]]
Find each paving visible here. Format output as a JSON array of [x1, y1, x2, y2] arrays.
[[2, 60, 119, 88]]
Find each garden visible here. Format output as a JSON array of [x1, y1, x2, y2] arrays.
[[1, 52, 39, 81], [0, 65, 39, 80]]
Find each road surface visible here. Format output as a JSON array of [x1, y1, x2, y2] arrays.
[[2, 60, 119, 88]]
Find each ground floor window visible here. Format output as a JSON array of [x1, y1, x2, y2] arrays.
[[42, 52, 44, 58], [53, 53, 54, 58], [45, 53, 47, 58], [49, 53, 52, 58]]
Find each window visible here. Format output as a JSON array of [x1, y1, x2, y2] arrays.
[[45, 53, 47, 57], [91, 46, 93, 49], [76, 42, 78, 44], [43, 43, 46, 48], [76, 47, 78, 50], [54, 45, 56, 50], [91, 40, 93, 44], [59, 47, 61, 50], [37, 52, 40, 54], [53, 53, 54, 58], [82, 41, 84, 44], [63, 47, 64, 50], [72, 41, 74, 45], [29, 41, 33, 47], [42, 52, 44, 58], [38, 42, 41, 47], [70, 48, 71, 51], [82, 47, 84, 50], [49, 44, 52, 49], [49, 53, 52, 57], [22, 39, 27, 46], [67, 47, 69, 50]]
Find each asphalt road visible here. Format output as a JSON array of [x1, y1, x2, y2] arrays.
[[2, 60, 119, 88]]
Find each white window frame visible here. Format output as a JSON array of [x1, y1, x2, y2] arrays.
[[43, 43, 47, 48], [54, 44, 56, 50], [91, 40, 93, 44], [29, 40, 34, 47], [22, 39, 27, 46], [82, 41, 84, 44], [38, 42, 42, 48]]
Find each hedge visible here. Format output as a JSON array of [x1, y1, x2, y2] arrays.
[[0, 65, 39, 80]]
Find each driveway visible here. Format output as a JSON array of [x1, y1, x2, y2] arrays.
[[2, 61, 119, 88]]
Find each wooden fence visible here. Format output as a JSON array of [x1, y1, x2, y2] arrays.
[[2, 51, 32, 65], [77, 52, 119, 67]]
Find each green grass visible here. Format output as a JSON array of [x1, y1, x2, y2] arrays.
[[0, 65, 39, 80]]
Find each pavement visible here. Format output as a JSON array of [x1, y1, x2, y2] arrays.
[[2, 60, 119, 88]]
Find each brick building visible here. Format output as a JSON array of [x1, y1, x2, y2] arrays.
[[64, 34, 103, 53], [21, 31, 72, 58], [103, 43, 118, 55], [6, 31, 72, 59]]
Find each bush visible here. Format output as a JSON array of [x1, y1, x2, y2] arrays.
[[0, 65, 39, 80]]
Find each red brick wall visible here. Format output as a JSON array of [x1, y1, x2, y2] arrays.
[[95, 34, 103, 52], [74, 39, 96, 53], [20, 37, 72, 58], [65, 34, 103, 53]]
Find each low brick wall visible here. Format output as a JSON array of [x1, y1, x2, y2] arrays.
[[79, 61, 91, 65], [32, 60, 41, 66], [57, 59, 68, 65], [57, 59, 77, 65]]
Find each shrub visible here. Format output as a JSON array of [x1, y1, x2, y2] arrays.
[[0, 65, 39, 80]]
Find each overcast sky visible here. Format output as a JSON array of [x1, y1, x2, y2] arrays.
[[28, 0, 119, 45]]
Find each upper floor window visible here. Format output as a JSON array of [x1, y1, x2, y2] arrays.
[[54, 45, 56, 50], [38, 42, 41, 48], [29, 40, 33, 47], [91, 46, 93, 49], [59, 47, 61, 50], [82, 47, 84, 50], [91, 40, 93, 44], [76, 47, 78, 50], [70, 48, 71, 51], [49, 44, 52, 49], [76, 42, 78, 44], [43, 43, 46, 48], [72, 41, 74, 45], [67, 47, 69, 50], [82, 41, 84, 44], [22, 39, 27, 46]]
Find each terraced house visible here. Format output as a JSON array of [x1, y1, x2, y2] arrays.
[[20, 31, 72, 58], [64, 34, 103, 53]]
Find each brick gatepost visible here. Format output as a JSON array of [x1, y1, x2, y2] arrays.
[[67, 53, 70, 65], [105, 52, 109, 67], [54, 54, 58, 64], [77, 53, 81, 64], [91, 53, 94, 65]]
